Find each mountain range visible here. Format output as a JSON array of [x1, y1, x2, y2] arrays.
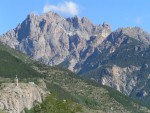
[[0, 42, 149, 113], [0, 11, 150, 109]]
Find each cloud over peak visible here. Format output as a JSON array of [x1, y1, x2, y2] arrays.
[[43, 1, 79, 16]]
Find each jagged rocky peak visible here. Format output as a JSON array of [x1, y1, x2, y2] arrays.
[[99, 22, 111, 38], [18, 11, 65, 32], [0, 28, 19, 48], [102, 22, 111, 29], [26, 13, 38, 20], [43, 11, 60, 17], [0, 11, 112, 70], [81, 17, 92, 24], [66, 16, 80, 22], [66, 16, 95, 30], [102, 22, 111, 33], [41, 11, 65, 23], [115, 27, 150, 45], [66, 16, 83, 29], [26, 11, 63, 21]]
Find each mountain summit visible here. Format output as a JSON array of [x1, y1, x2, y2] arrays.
[[1, 11, 150, 106], [0, 11, 111, 72]]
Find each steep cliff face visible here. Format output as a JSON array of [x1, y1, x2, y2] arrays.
[[1, 12, 150, 106], [100, 65, 140, 95], [78, 27, 150, 75], [80, 28, 150, 105], [115, 27, 150, 45], [0, 12, 111, 73], [0, 83, 49, 113]]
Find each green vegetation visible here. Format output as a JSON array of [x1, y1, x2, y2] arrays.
[[37, 66, 149, 113], [0, 110, 6, 113], [80, 36, 150, 107], [0, 43, 149, 113], [46, 82, 99, 109], [25, 94, 82, 113], [108, 37, 149, 67], [0, 50, 43, 78]]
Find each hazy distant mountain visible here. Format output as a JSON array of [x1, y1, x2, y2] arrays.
[[1, 11, 150, 106]]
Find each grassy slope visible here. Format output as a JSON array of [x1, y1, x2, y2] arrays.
[[83, 37, 150, 106], [34, 66, 150, 113], [0, 44, 149, 113]]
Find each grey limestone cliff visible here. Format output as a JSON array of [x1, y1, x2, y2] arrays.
[[0, 12, 111, 73], [1, 12, 150, 105], [0, 83, 49, 113]]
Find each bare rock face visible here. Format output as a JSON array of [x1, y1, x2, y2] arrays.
[[0, 30, 19, 48], [0, 83, 49, 113], [101, 65, 140, 95], [78, 27, 150, 99], [0, 12, 111, 72], [1, 11, 150, 104], [116, 27, 150, 45]]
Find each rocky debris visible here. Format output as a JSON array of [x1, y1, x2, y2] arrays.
[[1, 11, 150, 104], [0, 83, 49, 113], [101, 65, 140, 95], [78, 27, 150, 103]]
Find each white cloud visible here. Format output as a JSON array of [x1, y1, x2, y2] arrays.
[[135, 17, 142, 24], [43, 1, 79, 16]]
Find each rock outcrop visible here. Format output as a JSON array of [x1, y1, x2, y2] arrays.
[[0, 11, 111, 73], [115, 27, 150, 45], [101, 65, 140, 95], [0, 83, 49, 113], [1, 11, 150, 105], [79, 27, 150, 105]]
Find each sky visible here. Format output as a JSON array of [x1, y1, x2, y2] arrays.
[[0, 0, 150, 35]]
